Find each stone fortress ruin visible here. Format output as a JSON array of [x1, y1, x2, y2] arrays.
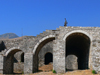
[[0, 21, 100, 74]]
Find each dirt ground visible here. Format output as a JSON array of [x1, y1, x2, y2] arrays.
[[29, 64, 100, 75], [32, 69, 99, 75], [14, 63, 100, 75], [31, 70, 100, 75]]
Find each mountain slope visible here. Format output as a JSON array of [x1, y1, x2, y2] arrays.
[[0, 33, 19, 39]]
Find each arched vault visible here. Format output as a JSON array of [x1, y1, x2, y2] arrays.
[[5, 47, 24, 57]]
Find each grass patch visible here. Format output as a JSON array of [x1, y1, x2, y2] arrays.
[[52, 69, 56, 73], [33, 71, 34, 73], [92, 70, 96, 74], [22, 71, 24, 74]]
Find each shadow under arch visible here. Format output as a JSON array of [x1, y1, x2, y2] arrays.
[[21, 52, 24, 62], [0, 41, 6, 52], [33, 35, 55, 72], [65, 32, 91, 71], [3, 47, 24, 74], [44, 52, 53, 65]]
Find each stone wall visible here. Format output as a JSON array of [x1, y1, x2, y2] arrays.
[[66, 55, 78, 70], [13, 41, 53, 72], [38, 41, 53, 67], [53, 26, 100, 73], [0, 26, 100, 74], [14, 63, 24, 73]]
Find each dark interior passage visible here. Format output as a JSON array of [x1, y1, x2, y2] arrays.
[[45, 53, 53, 65], [66, 33, 90, 70], [21, 53, 24, 62], [0, 41, 6, 52]]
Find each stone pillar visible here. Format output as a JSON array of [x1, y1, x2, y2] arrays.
[[53, 40, 65, 73], [91, 40, 100, 74], [3, 56, 13, 74], [33, 54, 38, 72], [0, 55, 3, 74], [24, 53, 33, 74]]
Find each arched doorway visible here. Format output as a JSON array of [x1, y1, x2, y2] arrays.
[[66, 33, 90, 70], [45, 53, 53, 65], [21, 53, 24, 62], [33, 35, 55, 72], [4, 48, 24, 74]]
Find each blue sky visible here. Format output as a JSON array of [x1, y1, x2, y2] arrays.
[[0, 0, 100, 37]]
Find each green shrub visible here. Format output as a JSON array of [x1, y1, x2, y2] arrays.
[[92, 70, 96, 74], [52, 69, 56, 73], [22, 71, 24, 74], [33, 71, 34, 73]]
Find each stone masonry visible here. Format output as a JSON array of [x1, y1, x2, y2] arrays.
[[0, 26, 100, 74]]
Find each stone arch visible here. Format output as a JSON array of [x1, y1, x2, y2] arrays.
[[38, 42, 53, 67], [5, 47, 24, 56], [33, 35, 55, 72], [4, 47, 24, 74], [44, 52, 53, 65], [63, 30, 92, 41], [64, 30, 91, 70], [33, 35, 55, 55]]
